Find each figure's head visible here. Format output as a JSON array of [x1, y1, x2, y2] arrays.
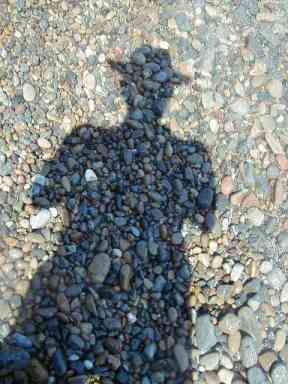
[[108, 45, 190, 120]]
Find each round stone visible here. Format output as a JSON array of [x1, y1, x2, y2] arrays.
[[23, 83, 36, 102]]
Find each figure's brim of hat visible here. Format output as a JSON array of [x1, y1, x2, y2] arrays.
[[107, 59, 191, 84]]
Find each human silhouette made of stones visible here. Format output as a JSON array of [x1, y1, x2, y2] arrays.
[[0, 46, 215, 384]]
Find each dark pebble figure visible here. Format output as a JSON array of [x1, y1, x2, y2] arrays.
[[0, 46, 215, 384]]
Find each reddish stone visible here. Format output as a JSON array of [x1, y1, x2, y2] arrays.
[[241, 193, 259, 208], [276, 155, 288, 172], [221, 176, 233, 196]]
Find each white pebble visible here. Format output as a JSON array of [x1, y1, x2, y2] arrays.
[[85, 169, 98, 182], [84, 360, 93, 370], [260, 261, 273, 274], [23, 83, 36, 102], [127, 312, 137, 324], [83, 72, 96, 90], [231, 263, 244, 282]]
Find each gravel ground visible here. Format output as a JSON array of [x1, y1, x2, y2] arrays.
[[1, 1, 288, 383]]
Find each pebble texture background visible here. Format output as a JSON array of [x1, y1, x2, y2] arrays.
[[1, 0, 288, 383]]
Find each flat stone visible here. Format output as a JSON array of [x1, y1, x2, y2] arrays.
[[230, 98, 249, 115], [196, 314, 217, 354], [199, 352, 219, 371], [240, 335, 258, 368], [23, 83, 36, 102], [218, 313, 241, 335], [173, 343, 189, 372], [88, 253, 111, 284], [30, 209, 51, 229], [247, 366, 268, 384]]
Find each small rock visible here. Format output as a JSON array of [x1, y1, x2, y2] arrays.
[[265, 132, 284, 155], [270, 362, 288, 384], [144, 343, 157, 361], [266, 79, 283, 99], [84, 169, 97, 183], [0, 299, 12, 320], [37, 138, 51, 149], [240, 335, 258, 368], [200, 352, 219, 371], [56, 293, 70, 313], [217, 368, 234, 384], [247, 207, 265, 226], [280, 282, 288, 303], [228, 331, 241, 354], [88, 253, 111, 284], [27, 358, 49, 383], [52, 350, 67, 376], [173, 343, 189, 372], [230, 98, 249, 115], [83, 72, 95, 90], [0, 348, 30, 373], [132, 52, 146, 65], [23, 83, 36, 102], [277, 231, 288, 251], [120, 264, 133, 291], [276, 155, 288, 171], [274, 329, 286, 352], [267, 268, 286, 290], [247, 366, 268, 384], [231, 263, 245, 282], [259, 351, 277, 372], [30, 209, 51, 229], [221, 176, 233, 196], [196, 314, 217, 353], [197, 187, 214, 209], [218, 313, 241, 335], [11, 333, 33, 349]]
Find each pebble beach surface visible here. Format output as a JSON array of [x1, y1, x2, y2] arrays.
[[1, 1, 288, 383]]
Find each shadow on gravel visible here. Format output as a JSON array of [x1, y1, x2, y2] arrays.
[[0, 46, 215, 384]]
